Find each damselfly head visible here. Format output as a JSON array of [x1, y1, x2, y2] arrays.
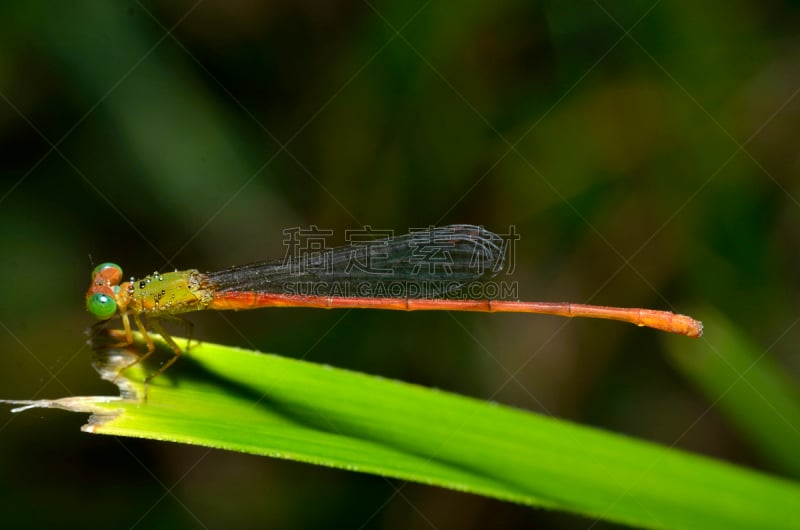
[[86, 263, 123, 320]]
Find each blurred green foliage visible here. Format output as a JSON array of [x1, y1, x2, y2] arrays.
[[1, 1, 799, 529]]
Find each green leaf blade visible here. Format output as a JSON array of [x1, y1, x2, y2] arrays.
[[10, 329, 799, 530]]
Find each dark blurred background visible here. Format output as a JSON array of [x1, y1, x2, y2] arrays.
[[1, 1, 799, 528]]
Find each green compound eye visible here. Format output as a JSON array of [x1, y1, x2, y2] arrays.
[[87, 292, 118, 319], [91, 262, 123, 278]]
